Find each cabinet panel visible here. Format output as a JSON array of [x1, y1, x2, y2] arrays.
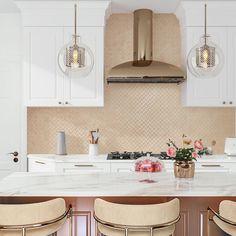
[[24, 27, 64, 106], [28, 159, 56, 172], [56, 162, 110, 173], [227, 28, 236, 105], [24, 26, 104, 107], [174, 211, 189, 236], [111, 162, 134, 172], [63, 27, 104, 107], [195, 162, 233, 172], [183, 27, 228, 107]]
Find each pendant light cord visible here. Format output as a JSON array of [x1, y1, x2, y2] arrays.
[[204, 3, 207, 45], [74, 4, 77, 45]]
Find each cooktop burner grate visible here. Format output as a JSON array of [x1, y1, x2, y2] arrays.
[[107, 151, 162, 160]]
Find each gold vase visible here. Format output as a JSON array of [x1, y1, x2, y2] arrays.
[[174, 161, 195, 178]]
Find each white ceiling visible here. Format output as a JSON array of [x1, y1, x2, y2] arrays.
[[0, 0, 181, 13], [110, 0, 181, 13], [2, 0, 236, 14]]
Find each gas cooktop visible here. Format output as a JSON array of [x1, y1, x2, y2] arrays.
[[107, 151, 162, 160]]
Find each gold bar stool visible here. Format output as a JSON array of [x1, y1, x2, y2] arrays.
[[94, 198, 180, 236], [208, 200, 236, 236], [0, 198, 72, 236]]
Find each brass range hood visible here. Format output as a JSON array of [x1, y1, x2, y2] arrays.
[[107, 9, 186, 84]]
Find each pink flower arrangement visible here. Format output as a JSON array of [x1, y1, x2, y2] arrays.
[[194, 140, 204, 151], [166, 135, 204, 162], [167, 147, 176, 157]]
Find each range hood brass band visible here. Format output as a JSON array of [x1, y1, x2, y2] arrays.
[[133, 9, 153, 65], [107, 61, 185, 83], [107, 77, 185, 84]]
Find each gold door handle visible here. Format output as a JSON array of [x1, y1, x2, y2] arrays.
[[35, 161, 46, 165], [201, 164, 222, 167], [74, 164, 94, 167]]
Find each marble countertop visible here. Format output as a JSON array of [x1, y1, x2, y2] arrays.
[[27, 154, 236, 163], [0, 171, 236, 197]]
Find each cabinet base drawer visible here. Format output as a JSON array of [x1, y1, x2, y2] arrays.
[[56, 162, 110, 173]]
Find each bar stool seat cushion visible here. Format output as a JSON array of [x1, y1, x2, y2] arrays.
[[0, 198, 66, 236], [213, 200, 236, 236]]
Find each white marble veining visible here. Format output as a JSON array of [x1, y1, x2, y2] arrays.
[[0, 171, 236, 197], [28, 154, 236, 163]]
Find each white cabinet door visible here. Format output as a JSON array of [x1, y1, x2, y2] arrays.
[[110, 162, 134, 172], [227, 27, 236, 106], [0, 60, 23, 178], [56, 162, 110, 173], [63, 27, 104, 107], [24, 27, 64, 106], [28, 159, 56, 172], [183, 27, 228, 107], [195, 162, 232, 172], [24, 26, 104, 107], [0, 14, 25, 179]]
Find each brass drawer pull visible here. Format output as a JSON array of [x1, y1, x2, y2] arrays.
[[74, 164, 94, 167], [35, 161, 46, 165], [201, 164, 222, 167]]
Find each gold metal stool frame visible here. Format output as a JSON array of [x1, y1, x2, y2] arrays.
[[207, 206, 236, 236], [0, 204, 73, 236], [93, 213, 180, 236]]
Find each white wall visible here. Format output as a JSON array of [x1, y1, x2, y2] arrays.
[[0, 0, 19, 13]]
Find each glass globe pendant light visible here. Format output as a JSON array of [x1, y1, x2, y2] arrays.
[[58, 4, 94, 77], [187, 4, 224, 78]]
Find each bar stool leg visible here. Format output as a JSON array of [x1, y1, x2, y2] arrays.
[[69, 210, 73, 236], [22, 228, 26, 236], [150, 228, 153, 236]]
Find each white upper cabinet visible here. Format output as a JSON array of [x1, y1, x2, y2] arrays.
[[24, 27, 64, 106], [176, 1, 236, 107], [63, 27, 104, 107], [16, 1, 110, 107], [183, 27, 228, 107], [227, 28, 236, 106]]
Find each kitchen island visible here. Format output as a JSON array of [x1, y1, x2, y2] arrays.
[[0, 171, 234, 236]]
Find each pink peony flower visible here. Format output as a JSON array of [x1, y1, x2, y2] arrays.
[[194, 140, 204, 151], [192, 151, 198, 158], [167, 147, 176, 158], [183, 136, 192, 145]]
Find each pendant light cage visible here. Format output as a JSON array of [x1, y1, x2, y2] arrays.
[[58, 4, 94, 77], [187, 4, 224, 78]]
